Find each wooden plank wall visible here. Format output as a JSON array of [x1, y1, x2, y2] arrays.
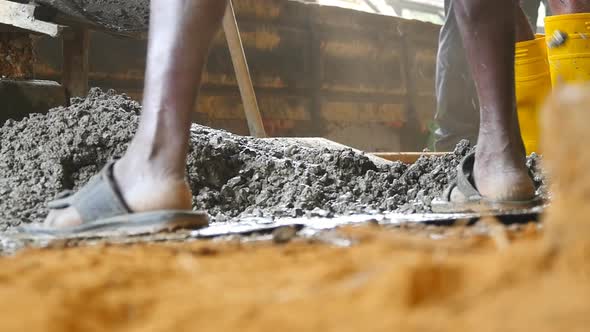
[[31, 0, 440, 152]]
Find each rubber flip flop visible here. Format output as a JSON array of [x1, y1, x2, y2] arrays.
[[431, 152, 544, 213], [18, 161, 209, 237]]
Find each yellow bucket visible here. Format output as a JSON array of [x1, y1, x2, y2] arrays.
[[515, 35, 552, 154], [545, 13, 590, 84]]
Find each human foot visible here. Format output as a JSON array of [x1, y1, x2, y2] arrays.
[[439, 147, 537, 213], [447, 132, 536, 205], [472, 147, 535, 201], [42, 158, 193, 229]]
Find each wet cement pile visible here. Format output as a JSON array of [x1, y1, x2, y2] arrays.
[[0, 88, 544, 229]]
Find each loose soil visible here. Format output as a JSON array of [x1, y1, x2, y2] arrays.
[[0, 221, 588, 332], [0, 88, 545, 230]]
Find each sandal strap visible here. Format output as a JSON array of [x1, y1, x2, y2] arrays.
[[47, 162, 131, 223], [441, 179, 457, 201], [455, 152, 483, 201]]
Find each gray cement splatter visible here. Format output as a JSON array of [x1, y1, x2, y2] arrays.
[[0, 89, 545, 230]]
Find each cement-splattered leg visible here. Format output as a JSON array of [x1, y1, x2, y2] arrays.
[[44, 0, 228, 227]]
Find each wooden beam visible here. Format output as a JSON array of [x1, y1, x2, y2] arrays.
[[62, 28, 89, 98], [0, 0, 61, 37]]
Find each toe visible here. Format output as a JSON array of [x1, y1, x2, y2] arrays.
[[43, 207, 82, 229]]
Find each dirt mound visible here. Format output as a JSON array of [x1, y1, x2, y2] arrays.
[[0, 88, 544, 228]]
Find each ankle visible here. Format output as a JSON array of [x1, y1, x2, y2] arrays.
[[123, 128, 190, 176], [114, 155, 187, 186], [477, 130, 527, 158], [472, 157, 535, 200], [475, 148, 528, 172], [111, 159, 193, 212]]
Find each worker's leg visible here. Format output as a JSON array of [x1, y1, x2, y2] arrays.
[[44, 0, 228, 227], [452, 0, 535, 200], [435, 0, 534, 152], [434, 0, 480, 151]]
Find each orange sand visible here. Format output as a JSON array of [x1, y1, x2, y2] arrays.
[[0, 222, 587, 332]]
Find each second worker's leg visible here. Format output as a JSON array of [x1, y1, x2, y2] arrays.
[[452, 0, 535, 201], [434, 0, 480, 151]]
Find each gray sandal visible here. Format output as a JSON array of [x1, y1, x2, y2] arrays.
[[19, 161, 209, 237], [431, 152, 543, 213]]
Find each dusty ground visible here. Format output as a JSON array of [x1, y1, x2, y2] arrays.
[[0, 220, 588, 332]]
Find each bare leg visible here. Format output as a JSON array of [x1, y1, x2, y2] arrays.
[[547, 0, 590, 14], [452, 0, 535, 201], [434, 2, 534, 152], [45, 0, 228, 227]]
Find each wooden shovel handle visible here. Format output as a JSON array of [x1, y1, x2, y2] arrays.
[[222, 1, 267, 138]]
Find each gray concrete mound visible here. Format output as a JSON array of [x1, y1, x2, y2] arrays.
[[0, 88, 545, 230]]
